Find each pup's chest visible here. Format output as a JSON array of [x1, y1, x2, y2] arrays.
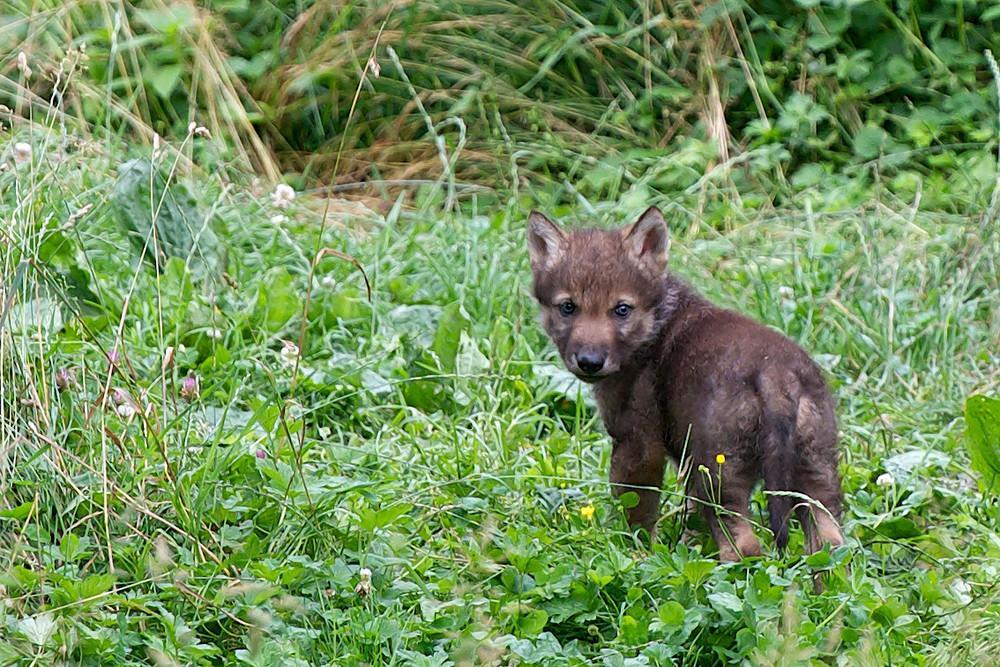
[[593, 372, 664, 443]]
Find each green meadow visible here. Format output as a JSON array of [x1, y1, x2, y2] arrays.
[[1, 2, 998, 665]]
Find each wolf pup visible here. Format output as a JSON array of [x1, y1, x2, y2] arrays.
[[527, 206, 845, 561]]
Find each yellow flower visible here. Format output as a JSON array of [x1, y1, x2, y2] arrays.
[[580, 505, 595, 520], [716, 453, 726, 465]]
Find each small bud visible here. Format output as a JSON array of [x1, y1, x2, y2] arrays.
[[367, 55, 381, 78], [112, 388, 129, 406], [55, 367, 77, 392], [180, 374, 199, 401], [255, 448, 267, 459], [162, 346, 175, 371], [17, 52, 31, 79]]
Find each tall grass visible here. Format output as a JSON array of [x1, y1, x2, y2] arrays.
[[1, 1, 999, 664], [5, 1, 1000, 199]]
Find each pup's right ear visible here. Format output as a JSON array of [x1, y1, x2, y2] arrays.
[[527, 210, 565, 270]]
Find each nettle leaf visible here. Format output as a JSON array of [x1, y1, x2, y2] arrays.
[[111, 159, 224, 278], [853, 126, 888, 160], [4, 297, 63, 337], [965, 395, 1000, 493], [19, 613, 57, 646]]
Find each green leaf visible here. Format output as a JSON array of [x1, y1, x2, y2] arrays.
[[657, 601, 685, 627], [707, 591, 743, 616], [879, 517, 922, 539], [59, 533, 83, 563], [516, 609, 548, 636], [146, 64, 183, 98], [853, 126, 887, 160], [431, 302, 469, 372], [372, 503, 412, 529], [18, 613, 57, 646], [618, 491, 640, 509], [683, 559, 716, 585], [111, 159, 224, 278], [4, 298, 62, 337], [965, 395, 1000, 493], [253, 267, 302, 333], [0, 501, 34, 521]]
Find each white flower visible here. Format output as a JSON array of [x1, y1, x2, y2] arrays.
[[279, 340, 300, 366], [952, 579, 972, 605], [117, 403, 136, 419], [13, 142, 31, 165], [876, 473, 894, 487], [271, 183, 296, 209], [206, 327, 223, 340], [321, 275, 335, 287], [777, 285, 794, 299], [269, 214, 288, 225], [355, 567, 372, 597]]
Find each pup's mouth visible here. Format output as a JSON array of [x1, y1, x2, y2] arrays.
[[569, 366, 615, 383]]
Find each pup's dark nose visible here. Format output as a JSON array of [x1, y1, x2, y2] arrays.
[[576, 351, 606, 375]]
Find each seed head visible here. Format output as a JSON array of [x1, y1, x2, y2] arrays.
[[17, 52, 31, 80]]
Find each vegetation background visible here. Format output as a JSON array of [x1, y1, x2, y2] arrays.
[[1, 0, 998, 664]]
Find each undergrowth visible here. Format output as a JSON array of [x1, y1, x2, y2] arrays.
[[1, 2, 1000, 666]]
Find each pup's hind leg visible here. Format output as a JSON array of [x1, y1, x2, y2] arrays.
[[693, 458, 762, 562], [794, 398, 845, 553]]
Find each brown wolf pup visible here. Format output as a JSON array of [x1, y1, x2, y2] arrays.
[[527, 206, 845, 561]]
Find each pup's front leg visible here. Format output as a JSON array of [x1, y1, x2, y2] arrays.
[[609, 437, 667, 539]]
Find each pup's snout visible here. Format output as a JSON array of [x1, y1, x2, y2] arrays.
[[575, 350, 606, 375]]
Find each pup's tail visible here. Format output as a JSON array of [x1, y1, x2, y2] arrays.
[[761, 408, 798, 550]]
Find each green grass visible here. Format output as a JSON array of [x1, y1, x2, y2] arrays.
[[2, 4, 1000, 665], [2, 119, 998, 664]]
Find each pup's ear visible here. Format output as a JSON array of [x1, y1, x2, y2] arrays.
[[527, 210, 566, 270], [623, 206, 668, 273]]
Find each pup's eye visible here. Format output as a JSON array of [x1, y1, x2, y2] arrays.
[[613, 303, 633, 318], [558, 300, 577, 316]]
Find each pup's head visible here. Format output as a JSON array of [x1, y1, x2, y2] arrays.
[[527, 206, 670, 382]]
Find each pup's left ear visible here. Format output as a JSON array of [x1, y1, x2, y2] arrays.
[[623, 206, 668, 273]]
